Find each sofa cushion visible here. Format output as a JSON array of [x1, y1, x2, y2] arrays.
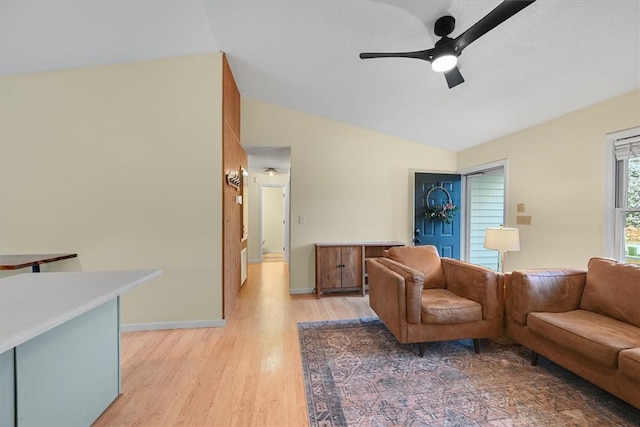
[[528, 310, 640, 368], [619, 348, 640, 383], [509, 269, 586, 325], [421, 289, 482, 324], [387, 245, 446, 289], [580, 257, 640, 327]]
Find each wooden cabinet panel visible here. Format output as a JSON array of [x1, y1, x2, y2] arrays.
[[222, 54, 240, 140], [315, 242, 403, 297], [341, 246, 362, 288], [316, 247, 343, 291]]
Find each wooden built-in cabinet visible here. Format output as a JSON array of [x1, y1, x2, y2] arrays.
[[316, 245, 363, 295], [315, 241, 405, 298], [222, 53, 247, 318]]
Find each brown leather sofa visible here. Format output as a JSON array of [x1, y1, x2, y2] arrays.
[[507, 257, 640, 409], [367, 245, 504, 356]]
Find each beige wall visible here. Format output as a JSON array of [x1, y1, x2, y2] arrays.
[[242, 98, 457, 292], [458, 90, 640, 270], [0, 53, 224, 325], [4, 50, 635, 325]]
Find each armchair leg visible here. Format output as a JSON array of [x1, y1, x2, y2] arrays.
[[531, 351, 539, 366], [419, 343, 425, 357], [473, 339, 480, 354]]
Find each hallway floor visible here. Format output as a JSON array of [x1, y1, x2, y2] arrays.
[[95, 262, 375, 426]]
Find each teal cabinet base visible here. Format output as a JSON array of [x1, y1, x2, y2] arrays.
[[15, 298, 120, 426], [1, 350, 15, 427]]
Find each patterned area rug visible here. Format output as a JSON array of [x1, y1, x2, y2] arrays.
[[298, 318, 640, 426]]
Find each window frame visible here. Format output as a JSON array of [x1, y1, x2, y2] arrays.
[[604, 127, 640, 260]]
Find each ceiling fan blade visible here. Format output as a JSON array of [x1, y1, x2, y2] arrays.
[[444, 66, 464, 89], [360, 48, 434, 61], [454, 0, 535, 53]]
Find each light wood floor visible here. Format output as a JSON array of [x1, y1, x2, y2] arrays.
[[94, 262, 375, 426], [262, 252, 285, 263]]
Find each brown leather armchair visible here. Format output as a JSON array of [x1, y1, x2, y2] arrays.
[[367, 245, 504, 356]]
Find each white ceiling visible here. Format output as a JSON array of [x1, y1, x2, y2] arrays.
[[245, 146, 291, 173], [1, 1, 639, 152]]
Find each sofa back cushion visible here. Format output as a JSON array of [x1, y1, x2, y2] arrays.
[[386, 245, 446, 289], [580, 257, 640, 327]]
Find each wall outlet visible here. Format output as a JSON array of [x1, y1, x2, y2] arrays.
[[517, 203, 526, 213], [517, 215, 532, 225]]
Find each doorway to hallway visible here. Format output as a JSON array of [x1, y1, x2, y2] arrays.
[[245, 146, 291, 269], [261, 185, 286, 262]]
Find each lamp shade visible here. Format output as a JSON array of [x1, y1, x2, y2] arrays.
[[484, 227, 520, 252]]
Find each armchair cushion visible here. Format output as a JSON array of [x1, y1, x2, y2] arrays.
[[421, 289, 482, 324], [387, 245, 446, 289], [442, 258, 502, 321], [580, 257, 640, 327], [376, 257, 424, 324], [376, 258, 424, 288]]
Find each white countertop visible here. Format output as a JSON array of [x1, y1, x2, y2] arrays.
[[0, 270, 161, 354]]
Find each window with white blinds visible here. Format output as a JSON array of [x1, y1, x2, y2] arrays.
[[614, 135, 640, 160]]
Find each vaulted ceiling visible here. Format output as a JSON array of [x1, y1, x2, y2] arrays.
[[1, 1, 639, 152]]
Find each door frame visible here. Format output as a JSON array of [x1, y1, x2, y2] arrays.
[[259, 183, 290, 263], [458, 159, 509, 262], [410, 169, 463, 248], [411, 160, 508, 262]]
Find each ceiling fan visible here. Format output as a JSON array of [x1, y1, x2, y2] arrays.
[[359, 0, 536, 89]]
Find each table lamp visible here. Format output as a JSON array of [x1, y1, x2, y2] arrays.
[[484, 225, 520, 273]]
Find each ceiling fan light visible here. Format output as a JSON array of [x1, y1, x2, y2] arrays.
[[264, 167, 278, 176], [431, 54, 457, 72]]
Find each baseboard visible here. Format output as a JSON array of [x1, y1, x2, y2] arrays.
[[120, 319, 226, 332], [289, 288, 315, 295], [248, 259, 261, 264]]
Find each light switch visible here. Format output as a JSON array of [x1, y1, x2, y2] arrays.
[[517, 203, 526, 213], [517, 215, 532, 225], [299, 215, 307, 224]]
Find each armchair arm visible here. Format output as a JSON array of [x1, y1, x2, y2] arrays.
[[509, 269, 587, 325], [441, 258, 503, 321], [368, 258, 424, 324]]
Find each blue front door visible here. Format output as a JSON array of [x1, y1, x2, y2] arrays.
[[414, 173, 462, 259]]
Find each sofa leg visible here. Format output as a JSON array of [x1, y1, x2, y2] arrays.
[[419, 343, 425, 357], [531, 351, 539, 366], [473, 339, 480, 354]]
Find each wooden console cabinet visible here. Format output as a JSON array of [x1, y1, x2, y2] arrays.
[[315, 241, 405, 298]]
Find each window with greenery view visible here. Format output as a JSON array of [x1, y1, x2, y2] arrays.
[[615, 138, 640, 264]]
